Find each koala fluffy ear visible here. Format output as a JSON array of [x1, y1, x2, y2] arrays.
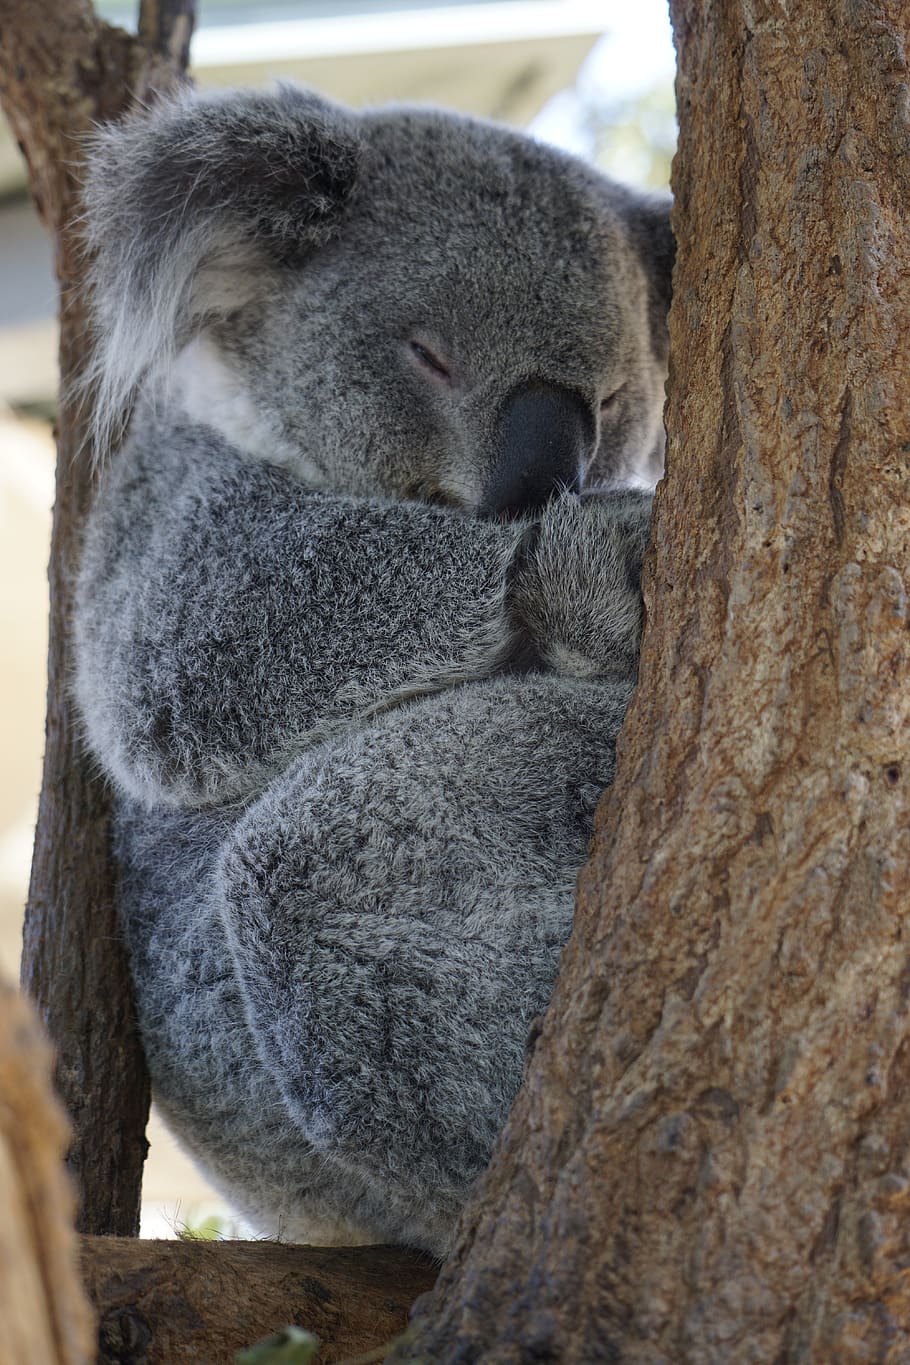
[[81, 84, 363, 457], [623, 195, 675, 360]]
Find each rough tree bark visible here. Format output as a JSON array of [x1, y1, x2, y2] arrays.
[[0, 0, 194, 1237], [396, 2, 910, 1360]]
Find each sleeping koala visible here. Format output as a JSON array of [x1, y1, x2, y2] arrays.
[[73, 85, 672, 1253]]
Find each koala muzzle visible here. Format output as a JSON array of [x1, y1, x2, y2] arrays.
[[481, 381, 595, 520]]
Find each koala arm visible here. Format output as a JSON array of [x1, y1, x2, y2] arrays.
[[509, 488, 653, 681], [74, 418, 526, 810]]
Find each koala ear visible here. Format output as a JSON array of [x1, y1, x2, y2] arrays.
[[623, 195, 675, 360], [81, 84, 363, 457]]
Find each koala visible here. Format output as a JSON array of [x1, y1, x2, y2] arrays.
[[73, 85, 672, 1254]]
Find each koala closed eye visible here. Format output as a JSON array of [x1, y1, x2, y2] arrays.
[[409, 339, 453, 382]]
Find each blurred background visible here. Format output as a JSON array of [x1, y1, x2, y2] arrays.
[[0, 0, 675, 1238]]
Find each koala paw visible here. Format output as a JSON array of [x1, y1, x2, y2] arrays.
[[508, 489, 652, 680]]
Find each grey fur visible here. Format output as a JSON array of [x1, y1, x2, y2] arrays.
[[73, 86, 670, 1253]]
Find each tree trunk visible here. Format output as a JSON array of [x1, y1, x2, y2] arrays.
[[0, 0, 194, 1237], [0, 980, 94, 1365], [396, 2, 910, 1360]]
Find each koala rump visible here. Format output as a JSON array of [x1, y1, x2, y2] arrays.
[[74, 84, 671, 1253]]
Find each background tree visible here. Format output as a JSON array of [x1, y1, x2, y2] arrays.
[[395, 0, 910, 1358], [0, 0, 195, 1239]]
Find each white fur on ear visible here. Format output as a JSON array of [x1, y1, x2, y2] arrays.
[[78, 84, 362, 463], [81, 227, 272, 466]]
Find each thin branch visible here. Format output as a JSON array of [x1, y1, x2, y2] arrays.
[[138, 0, 196, 73]]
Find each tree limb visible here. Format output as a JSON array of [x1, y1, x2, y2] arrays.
[[138, 0, 195, 77], [0, 1, 130, 231], [79, 1237, 437, 1365]]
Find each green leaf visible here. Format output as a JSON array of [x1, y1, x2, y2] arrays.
[[235, 1326, 321, 1364]]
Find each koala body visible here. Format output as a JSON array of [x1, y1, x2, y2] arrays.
[[73, 86, 671, 1253]]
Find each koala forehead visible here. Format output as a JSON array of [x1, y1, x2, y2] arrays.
[[304, 107, 642, 394], [358, 109, 623, 259]]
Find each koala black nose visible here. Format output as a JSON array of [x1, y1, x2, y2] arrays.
[[480, 381, 595, 520]]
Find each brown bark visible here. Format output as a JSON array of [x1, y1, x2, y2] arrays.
[[0, 979, 95, 1365], [396, 2, 910, 1361], [138, 0, 195, 71], [79, 1237, 436, 1364], [0, 0, 193, 1236]]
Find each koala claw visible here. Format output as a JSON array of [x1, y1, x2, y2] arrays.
[[508, 489, 653, 681]]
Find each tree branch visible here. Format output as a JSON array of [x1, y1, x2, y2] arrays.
[[138, 0, 195, 75], [0, 1, 129, 231], [79, 1237, 437, 1365]]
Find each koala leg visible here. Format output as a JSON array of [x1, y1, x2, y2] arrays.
[[114, 799, 403, 1247], [214, 671, 631, 1245]]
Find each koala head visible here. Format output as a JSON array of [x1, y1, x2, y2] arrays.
[[83, 85, 673, 514]]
